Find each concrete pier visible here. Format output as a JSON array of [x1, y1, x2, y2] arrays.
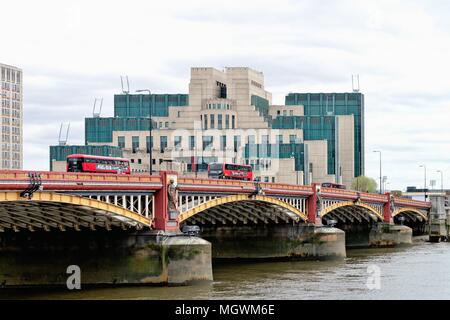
[[0, 230, 213, 287], [368, 223, 412, 247], [427, 195, 450, 242], [201, 224, 346, 260]]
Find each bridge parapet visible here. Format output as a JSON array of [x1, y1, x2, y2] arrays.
[[393, 196, 431, 209], [0, 170, 162, 192]]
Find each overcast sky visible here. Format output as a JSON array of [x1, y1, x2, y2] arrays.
[[2, 0, 450, 190]]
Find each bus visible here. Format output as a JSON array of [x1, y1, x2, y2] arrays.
[[208, 163, 253, 181], [321, 182, 346, 189], [66, 154, 131, 174]]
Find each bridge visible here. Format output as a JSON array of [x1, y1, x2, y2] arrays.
[[0, 171, 431, 232], [0, 170, 430, 232], [0, 170, 431, 287]]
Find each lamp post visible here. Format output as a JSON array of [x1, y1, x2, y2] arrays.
[[136, 89, 152, 174], [373, 150, 382, 194], [419, 165, 427, 200], [437, 170, 444, 194]]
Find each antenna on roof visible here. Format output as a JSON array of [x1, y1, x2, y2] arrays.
[[58, 123, 70, 146], [92, 97, 103, 117], [352, 74, 360, 92], [120, 75, 130, 94]]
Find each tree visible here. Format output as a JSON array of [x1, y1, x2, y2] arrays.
[[351, 176, 378, 193]]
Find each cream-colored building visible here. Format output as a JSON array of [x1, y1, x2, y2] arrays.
[[0, 63, 23, 169], [52, 67, 364, 187]]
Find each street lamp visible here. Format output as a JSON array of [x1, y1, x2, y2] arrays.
[[373, 150, 382, 194], [419, 165, 427, 200], [136, 89, 152, 174], [437, 170, 444, 193]]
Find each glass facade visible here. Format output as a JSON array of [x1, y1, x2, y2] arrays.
[[85, 117, 156, 144], [272, 115, 336, 174], [114, 93, 188, 118], [251, 95, 271, 124], [284, 92, 364, 177]]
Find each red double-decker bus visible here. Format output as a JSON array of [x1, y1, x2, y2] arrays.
[[66, 154, 131, 174], [208, 163, 253, 181], [321, 182, 346, 189]]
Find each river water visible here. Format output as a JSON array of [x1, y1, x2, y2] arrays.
[[1, 240, 449, 300]]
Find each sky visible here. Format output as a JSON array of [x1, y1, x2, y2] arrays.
[[1, 0, 450, 190]]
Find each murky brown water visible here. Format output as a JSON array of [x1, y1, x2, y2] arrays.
[[1, 241, 449, 300]]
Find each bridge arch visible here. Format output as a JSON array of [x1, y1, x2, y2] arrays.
[[320, 201, 384, 223], [392, 207, 428, 222], [179, 194, 308, 225], [0, 191, 152, 232]]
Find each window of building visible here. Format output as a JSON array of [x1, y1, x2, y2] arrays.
[[138, 159, 142, 164], [217, 114, 223, 129], [233, 135, 241, 152], [232, 115, 235, 129], [248, 135, 255, 144], [283, 110, 287, 116], [165, 121, 169, 128], [210, 114, 215, 129], [118, 136, 125, 149], [160, 136, 167, 153], [289, 110, 293, 116], [264, 176, 269, 182], [276, 134, 283, 144], [289, 135, 297, 144], [272, 177, 275, 183], [225, 114, 230, 129], [189, 136, 195, 150], [132, 136, 139, 153], [262, 135, 269, 145], [131, 159, 135, 163], [159, 122, 162, 128], [277, 110, 280, 115], [220, 135, 226, 151], [146, 136, 153, 153], [174, 136, 182, 151], [203, 136, 213, 151], [204, 114, 207, 129]]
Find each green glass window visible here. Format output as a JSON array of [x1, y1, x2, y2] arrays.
[[220, 135, 226, 151], [132, 136, 139, 153], [160, 136, 167, 153], [174, 136, 182, 151], [203, 136, 213, 151], [189, 136, 195, 150], [118, 136, 125, 149]]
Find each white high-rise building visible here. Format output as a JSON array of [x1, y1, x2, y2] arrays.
[[0, 63, 23, 169]]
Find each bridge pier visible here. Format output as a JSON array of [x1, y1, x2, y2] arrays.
[[0, 230, 213, 287], [427, 195, 450, 242], [201, 224, 346, 260], [368, 223, 412, 247]]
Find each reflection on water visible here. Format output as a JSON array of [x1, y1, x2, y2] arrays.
[[1, 242, 450, 300]]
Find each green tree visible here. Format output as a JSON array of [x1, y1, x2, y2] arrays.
[[351, 176, 378, 193]]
